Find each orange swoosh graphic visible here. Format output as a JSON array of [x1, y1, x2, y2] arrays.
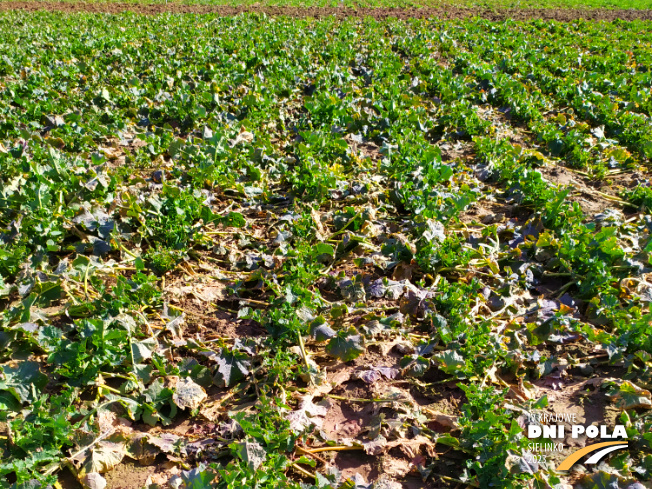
[[556, 441, 628, 471]]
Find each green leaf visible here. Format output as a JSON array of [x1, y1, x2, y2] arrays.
[[434, 350, 465, 375], [0, 390, 21, 415], [326, 328, 364, 362], [532, 394, 548, 409], [435, 434, 460, 447], [399, 355, 430, 377], [144, 378, 173, 405], [234, 440, 266, 471], [142, 378, 178, 426], [330, 303, 348, 319], [100, 88, 112, 102], [0, 361, 48, 403], [611, 381, 652, 410], [212, 349, 251, 387], [221, 211, 246, 228], [309, 317, 335, 342], [181, 465, 215, 489], [313, 243, 334, 257], [31, 280, 63, 307], [131, 337, 158, 363], [168, 138, 185, 158]]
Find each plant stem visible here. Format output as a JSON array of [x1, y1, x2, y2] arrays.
[[326, 394, 409, 404], [553, 281, 575, 298], [305, 445, 363, 454], [433, 473, 479, 488], [297, 331, 312, 374], [296, 446, 328, 465], [326, 210, 362, 240], [290, 463, 316, 480]]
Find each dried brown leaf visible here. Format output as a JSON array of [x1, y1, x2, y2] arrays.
[[173, 377, 207, 410], [80, 472, 107, 489]]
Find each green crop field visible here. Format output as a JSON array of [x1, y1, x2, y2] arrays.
[[0, 9, 651, 489], [2, 0, 652, 9], [0, 0, 652, 10]]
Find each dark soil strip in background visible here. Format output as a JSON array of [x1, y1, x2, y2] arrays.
[[0, 2, 651, 21]]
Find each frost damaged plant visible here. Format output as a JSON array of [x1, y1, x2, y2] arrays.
[[216, 394, 303, 489], [1, 11, 652, 489], [458, 385, 552, 488]]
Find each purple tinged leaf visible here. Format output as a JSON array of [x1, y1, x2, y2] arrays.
[[368, 279, 386, 298], [358, 366, 399, 384]]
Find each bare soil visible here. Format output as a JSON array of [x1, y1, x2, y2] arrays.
[[104, 461, 159, 489], [0, 2, 651, 21]]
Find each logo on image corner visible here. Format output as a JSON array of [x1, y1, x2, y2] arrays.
[[526, 413, 629, 471]]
